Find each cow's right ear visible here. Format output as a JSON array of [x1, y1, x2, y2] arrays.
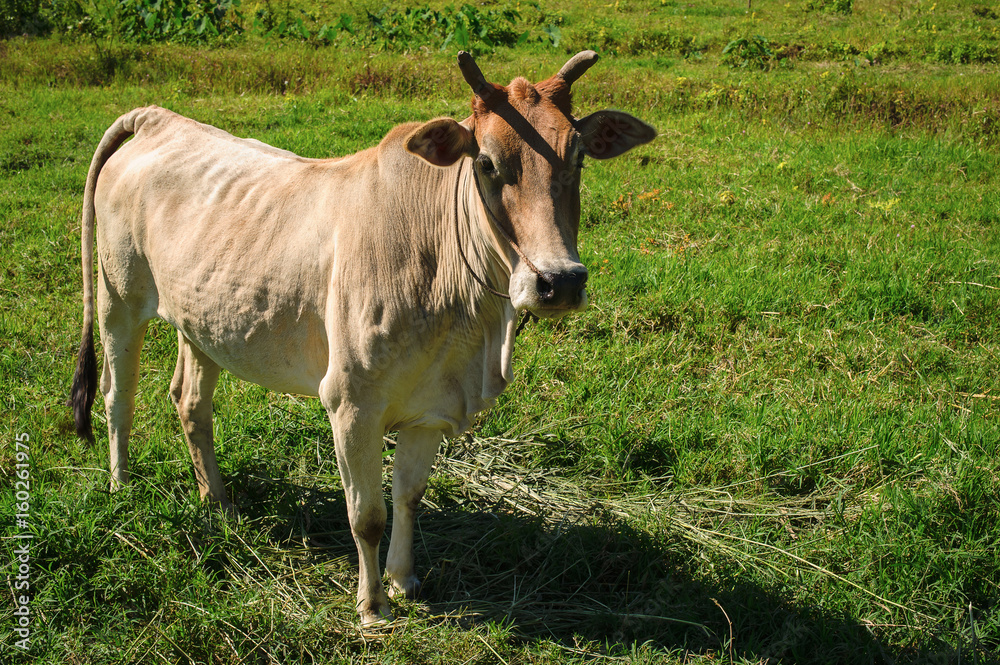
[[576, 110, 657, 160], [405, 118, 478, 167]]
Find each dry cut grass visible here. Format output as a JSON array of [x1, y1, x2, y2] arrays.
[[195, 434, 934, 662]]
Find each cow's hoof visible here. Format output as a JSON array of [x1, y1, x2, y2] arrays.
[[389, 575, 422, 600], [203, 495, 238, 518], [359, 604, 394, 627]]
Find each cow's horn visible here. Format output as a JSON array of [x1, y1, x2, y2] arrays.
[[457, 51, 491, 98], [557, 50, 599, 85]]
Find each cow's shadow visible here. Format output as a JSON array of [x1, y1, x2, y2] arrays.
[[222, 463, 951, 664]]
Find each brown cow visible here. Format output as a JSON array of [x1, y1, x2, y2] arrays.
[[71, 51, 656, 624]]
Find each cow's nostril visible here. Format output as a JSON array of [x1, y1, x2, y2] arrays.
[[537, 274, 555, 301], [534, 267, 589, 307], [562, 267, 588, 296]]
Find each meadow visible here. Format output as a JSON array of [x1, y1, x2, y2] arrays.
[[2, 0, 999, 662]]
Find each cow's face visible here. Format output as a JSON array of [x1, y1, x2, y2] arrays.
[[406, 52, 656, 318]]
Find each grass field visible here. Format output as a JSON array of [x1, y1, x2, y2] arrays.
[[2, 0, 1000, 662]]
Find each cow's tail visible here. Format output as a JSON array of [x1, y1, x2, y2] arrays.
[[70, 107, 147, 441]]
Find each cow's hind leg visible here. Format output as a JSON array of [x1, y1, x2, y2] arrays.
[[170, 332, 229, 508], [98, 277, 151, 491], [386, 428, 442, 600]]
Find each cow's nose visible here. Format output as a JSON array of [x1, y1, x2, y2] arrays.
[[537, 265, 588, 307]]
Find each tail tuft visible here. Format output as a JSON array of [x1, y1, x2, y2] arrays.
[[70, 326, 97, 442]]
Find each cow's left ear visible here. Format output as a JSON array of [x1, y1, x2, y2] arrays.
[[406, 117, 478, 167], [576, 110, 657, 160]]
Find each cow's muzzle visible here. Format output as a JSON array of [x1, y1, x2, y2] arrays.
[[536, 264, 588, 309], [512, 261, 588, 318]]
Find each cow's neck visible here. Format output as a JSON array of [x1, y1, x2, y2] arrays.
[[433, 157, 518, 383], [455, 158, 514, 299]]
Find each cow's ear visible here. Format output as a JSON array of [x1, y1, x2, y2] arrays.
[[576, 110, 656, 160], [406, 117, 478, 167]]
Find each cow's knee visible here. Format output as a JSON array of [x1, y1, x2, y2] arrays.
[[353, 507, 387, 548], [175, 396, 205, 434], [404, 486, 426, 513]]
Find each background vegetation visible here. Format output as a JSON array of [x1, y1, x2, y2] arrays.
[[2, 0, 999, 663]]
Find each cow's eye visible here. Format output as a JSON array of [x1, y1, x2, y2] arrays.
[[478, 155, 498, 176]]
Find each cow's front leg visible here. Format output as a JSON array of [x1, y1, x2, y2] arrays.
[[386, 428, 442, 599], [328, 402, 391, 625]]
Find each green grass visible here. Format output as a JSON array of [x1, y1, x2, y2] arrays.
[[2, 1, 1000, 663]]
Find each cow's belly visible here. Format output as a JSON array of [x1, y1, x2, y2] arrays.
[[156, 288, 328, 397], [195, 331, 327, 397]]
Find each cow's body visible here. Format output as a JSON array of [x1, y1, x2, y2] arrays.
[[71, 52, 655, 624], [96, 109, 513, 429]]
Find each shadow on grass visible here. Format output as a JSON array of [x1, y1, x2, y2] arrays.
[[226, 463, 923, 665]]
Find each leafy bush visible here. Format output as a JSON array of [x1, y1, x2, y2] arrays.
[[931, 40, 1000, 64], [113, 0, 243, 43], [362, 4, 525, 52], [253, 3, 550, 50], [0, 0, 48, 36], [43, 0, 245, 42], [863, 40, 904, 65], [569, 20, 700, 57], [4, 0, 550, 49], [806, 0, 853, 15], [722, 35, 773, 70], [821, 38, 860, 60]]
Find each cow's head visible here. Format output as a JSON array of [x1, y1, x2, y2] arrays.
[[406, 51, 656, 318]]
